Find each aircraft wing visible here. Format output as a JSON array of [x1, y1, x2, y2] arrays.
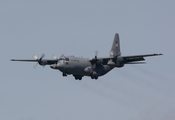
[[89, 53, 162, 65], [11, 59, 59, 65], [11, 59, 38, 62], [121, 53, 163, 63]]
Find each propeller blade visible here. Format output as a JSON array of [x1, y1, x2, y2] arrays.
[[40, 53, 45, 60], [33, 63, 38, 68], [53, 55, 57, 60], [38, 53, 45, 64], [33, 55, 38, 60], [33, 54, 45, 68]]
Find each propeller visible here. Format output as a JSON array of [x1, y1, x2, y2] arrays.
[[33, 54, 45, 68]]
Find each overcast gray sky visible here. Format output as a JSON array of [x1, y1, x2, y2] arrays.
[[1, 0, 175, 120]]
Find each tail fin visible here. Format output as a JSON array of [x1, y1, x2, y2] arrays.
[[110, 33, 121, 57]]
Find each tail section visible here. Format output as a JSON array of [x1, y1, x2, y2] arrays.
[[110, 33, 121, 57]]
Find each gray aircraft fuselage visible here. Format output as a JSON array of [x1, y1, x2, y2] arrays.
[[50, 56, 113, 78]]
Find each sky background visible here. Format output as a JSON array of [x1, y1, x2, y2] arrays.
[[1, 0, 175, 120]]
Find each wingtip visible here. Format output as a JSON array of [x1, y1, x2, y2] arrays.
[[158, 53, 163, 55], [153, 53, 163, 56]]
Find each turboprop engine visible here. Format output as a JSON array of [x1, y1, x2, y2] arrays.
[[115, 56, 124, 67], [107, 59, 115, 66], [84, 66, 93, 74], [107, 57, 124, 67]]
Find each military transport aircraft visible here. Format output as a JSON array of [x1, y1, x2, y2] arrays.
[[11, 33, 162, 80]]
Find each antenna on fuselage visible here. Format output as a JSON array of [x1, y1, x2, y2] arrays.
[[95, 51, 98, 60]]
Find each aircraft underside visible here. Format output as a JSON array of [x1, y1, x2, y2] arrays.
[[54, 64, 114, 80]]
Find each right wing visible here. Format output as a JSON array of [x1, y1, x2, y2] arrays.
[[10, 59, 59, 65], [11, 59, 38, 62]]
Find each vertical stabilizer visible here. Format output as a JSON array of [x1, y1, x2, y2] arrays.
[[110, 33, 121, 57]]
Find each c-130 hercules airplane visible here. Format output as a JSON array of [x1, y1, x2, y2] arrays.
[[11, 33, 162, 80]]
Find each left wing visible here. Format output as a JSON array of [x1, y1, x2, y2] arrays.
[[89, 53, 162, 65], [120, 53, 163, 63]]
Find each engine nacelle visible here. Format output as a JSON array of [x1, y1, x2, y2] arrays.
[[39, 60, 48, 65], [115, 57, 124, 68], [84, 67, 93, 74], [107, 59, 116, 67], [115, 63, 124, 67]]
